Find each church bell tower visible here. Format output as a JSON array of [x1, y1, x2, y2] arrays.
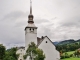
[[25, 0, 37, 50]]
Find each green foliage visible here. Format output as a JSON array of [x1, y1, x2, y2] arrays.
[[35, 48, 45, 60], [0, 44, 5, 60], [24, 42, 45, 60], [3, 56, 16, 60], [56, 39, 80, 59], [61, 57, 80, 60], [26, 42, 37, 56], [61, 50, 80, 59], [70, 54, 73, 57], [74, 49, 80, 58], [65, 53, 70, 58], [4, 47, 18, 60], [60, 55, 65, 59], [56, 41, 80, 52], [61, 52, 70, 59], [66, 51, 75, 55], [23, 54, 28, 59]]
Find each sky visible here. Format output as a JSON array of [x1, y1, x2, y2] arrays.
[[0, 0, 80, 48]]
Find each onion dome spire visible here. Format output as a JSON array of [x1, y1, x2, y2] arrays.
[[28, 0, 34, 23]]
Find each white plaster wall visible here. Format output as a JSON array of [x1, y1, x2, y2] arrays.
[[16, 49, 25, 60], [26, 56, 30, 60], [38, 37, 60, 60], [56, 50, 60, 60], [25, 28, 37, 50], [34, 29, 37, 33]]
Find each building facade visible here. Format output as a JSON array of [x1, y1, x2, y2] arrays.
[[16, 0, 60, 60]]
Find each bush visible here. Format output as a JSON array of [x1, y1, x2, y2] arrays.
[[60, 55, 65, 59], [60, 53, 70, 59], [64, 52, 70, 58], [70, 54, 73, 57], [65, 55, 70, 58]]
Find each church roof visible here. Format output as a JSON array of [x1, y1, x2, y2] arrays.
[[37, 36, 55, 47], [17, 46, 25, 49], [37, 36, 45, 46], [17, 36, 55, 49]]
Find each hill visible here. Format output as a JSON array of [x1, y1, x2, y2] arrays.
[[53, 39, 80, 45], [53, 39, 80, 52]]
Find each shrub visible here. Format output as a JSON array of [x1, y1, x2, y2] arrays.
[[65, 55, 70, 58], [60, 55, 65, 59], [70, 54, 73, 57]]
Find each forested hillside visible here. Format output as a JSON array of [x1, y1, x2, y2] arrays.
[[53, 39, 80, 52]]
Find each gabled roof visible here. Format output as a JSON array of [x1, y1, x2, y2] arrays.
[[17, 46, 25, 49], [37, 36, 45, 46], [37, 36, 55, 47]]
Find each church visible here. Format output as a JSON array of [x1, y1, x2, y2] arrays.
[[16, 0, 60, 60]]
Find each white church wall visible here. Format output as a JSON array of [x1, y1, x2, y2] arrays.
[[16, 48, 25, 60], [25, 32, 37, 50], [34, 29, 37, 33], [26, 56, 30, 60], [38, 37, 59, 60], [56, 50, 60, 60]]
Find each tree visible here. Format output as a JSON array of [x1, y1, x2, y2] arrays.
[[34, 48, 45, 60], [0, 44, 5, 60], [4, 47, 18, 60], [24, 42, 45, 60]]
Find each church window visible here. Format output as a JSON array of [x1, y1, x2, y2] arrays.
[[33, 29, 34, 31], [30, 28, 31, 30], [46, 41, 47, 43]]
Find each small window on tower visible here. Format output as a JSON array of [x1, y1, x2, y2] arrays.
[[33, 29, 34, 31], [30, 28, 31, 30], [46, 41, 47, 43]]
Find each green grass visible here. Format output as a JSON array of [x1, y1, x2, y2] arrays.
[[63, 51, 75, 55], [66, 51, 75, 55], [61, 57, 80, 60], [61, 51, 80, 60]]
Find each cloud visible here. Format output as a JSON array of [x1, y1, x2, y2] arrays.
[[0, 11, 28, 48], [0, 0, 80, 48], [60, 17, 80, 28], [35, 18, 49, 24]]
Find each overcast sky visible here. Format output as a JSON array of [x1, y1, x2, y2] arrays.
[[0, 0, 80, 48]]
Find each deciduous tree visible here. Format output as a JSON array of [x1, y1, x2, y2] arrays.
[[24, 42, 45, 60], [0, 44, 5, 60]]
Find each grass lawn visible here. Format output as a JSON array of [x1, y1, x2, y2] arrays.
[[63, 51, 75, 55], [61, 51, 80, 60], [67, 51, 75, 55], [61, 57, 80, 60]]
